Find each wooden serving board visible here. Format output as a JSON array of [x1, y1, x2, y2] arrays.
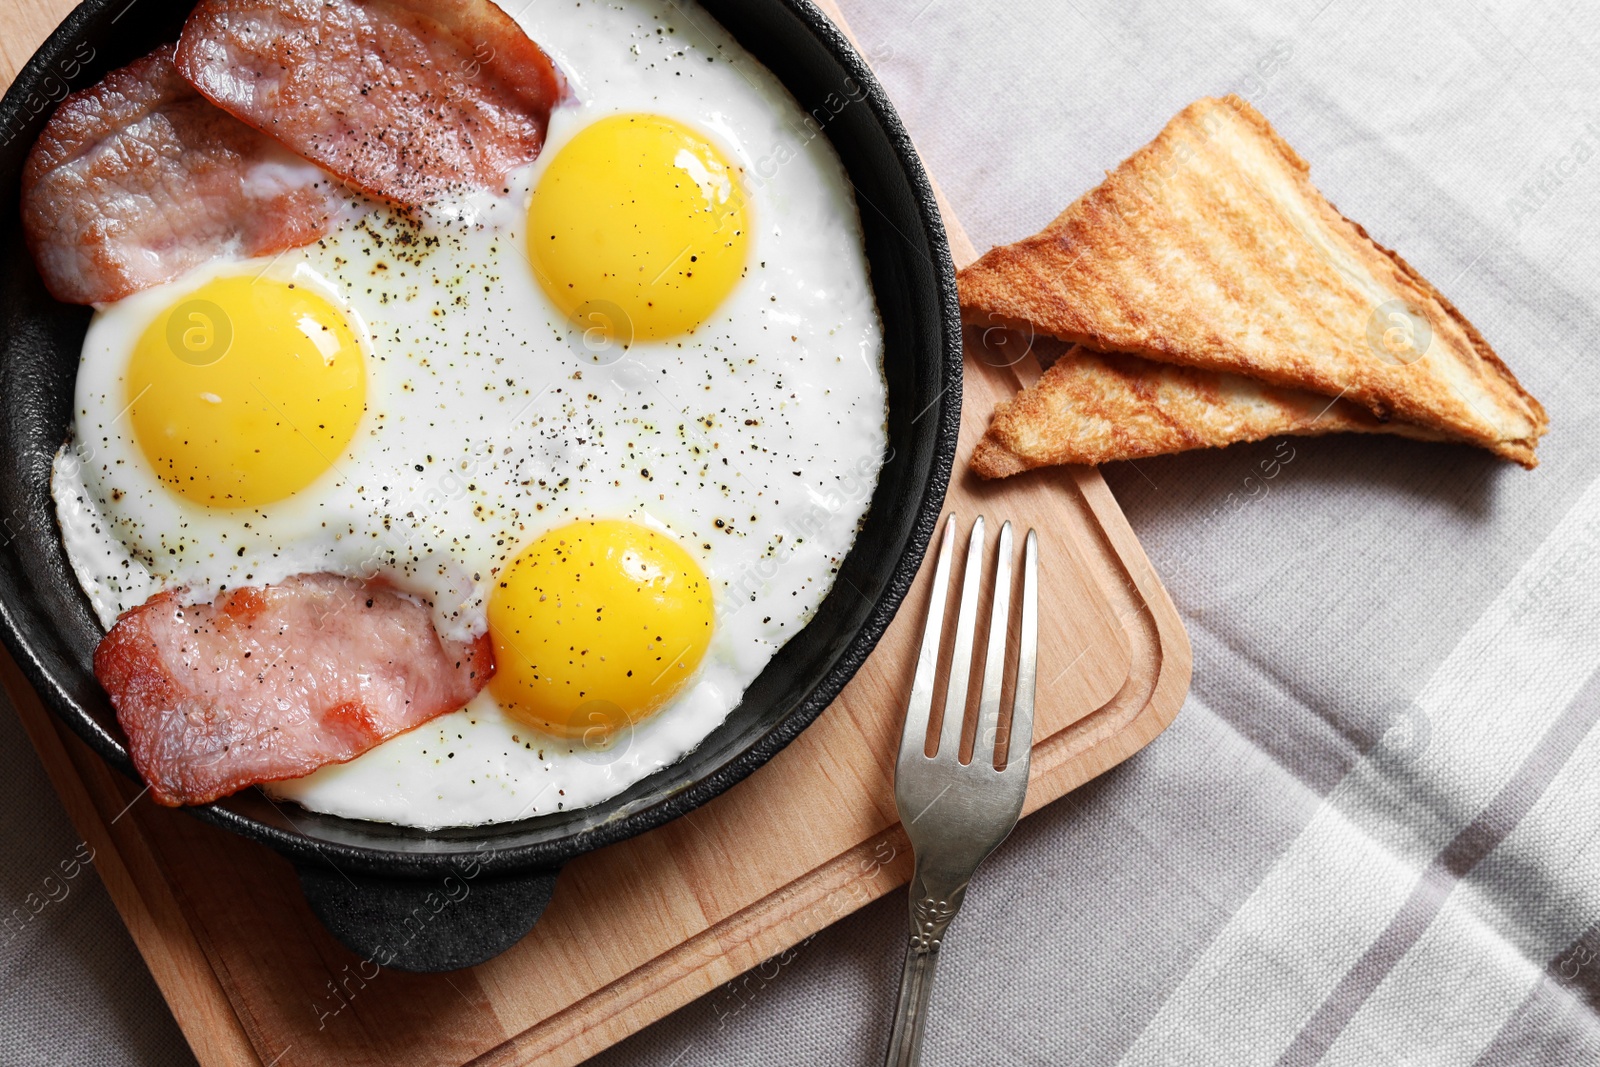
[[0, 4, 1191, 1064]]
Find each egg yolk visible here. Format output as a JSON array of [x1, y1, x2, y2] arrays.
[[487, 519, 714, 744], [527, 113, 750, 344], [126, 275, 366, 508]]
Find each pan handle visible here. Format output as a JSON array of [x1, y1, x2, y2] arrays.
[[297, 864, 560, 972]]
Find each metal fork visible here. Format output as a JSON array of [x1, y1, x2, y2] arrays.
[[884, 514, 1039, 1067]]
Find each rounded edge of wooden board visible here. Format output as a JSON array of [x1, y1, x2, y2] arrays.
[[1018, 464, 1190, 809]]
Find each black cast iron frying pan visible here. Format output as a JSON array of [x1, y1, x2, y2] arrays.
[[0, 0, 960, 971]]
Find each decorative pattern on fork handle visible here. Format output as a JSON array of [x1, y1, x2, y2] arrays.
[[884, 515, 1039, 1067], [909, 893, 961, 952]]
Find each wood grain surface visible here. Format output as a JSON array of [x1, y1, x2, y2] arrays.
[[0, 2, 1191, 1063]]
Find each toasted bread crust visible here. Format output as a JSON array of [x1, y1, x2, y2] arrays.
[[958, 96, 1547, 462], [970, 345, 1470, 477]]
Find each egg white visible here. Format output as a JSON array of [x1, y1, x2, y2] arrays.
[[51, 0, 887, 828]]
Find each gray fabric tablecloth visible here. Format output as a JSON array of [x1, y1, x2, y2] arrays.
[[6, 0, 1600, 1063]]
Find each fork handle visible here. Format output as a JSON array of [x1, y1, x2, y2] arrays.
[[884, 939, 941, 1067]]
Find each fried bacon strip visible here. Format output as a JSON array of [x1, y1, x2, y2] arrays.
[[176, 0, 568, 204], [94, 574, 493, 806], [21, 46, 341, 305]]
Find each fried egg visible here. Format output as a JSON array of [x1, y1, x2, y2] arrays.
[[50, 0, 887, 827]]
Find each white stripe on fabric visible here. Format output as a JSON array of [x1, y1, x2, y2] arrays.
[[1115, 473, 1600, 1067], [1321, 713, 1600, 1065]]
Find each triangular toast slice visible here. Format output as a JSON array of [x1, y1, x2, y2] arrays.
[[972, 345, 1447, 477], [958, 96, 1547, 466]]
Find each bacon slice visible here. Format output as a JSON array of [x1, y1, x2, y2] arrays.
[[21, 46, 342, 305], [94, 574, 493, 806], [176, 0, 567, 205]]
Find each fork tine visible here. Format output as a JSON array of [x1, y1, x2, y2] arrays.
[[1006, 528, 1040, 770], [936, 516, 986, 759], [974, 521, 1014, 767], [901, 514, 957, 756]]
